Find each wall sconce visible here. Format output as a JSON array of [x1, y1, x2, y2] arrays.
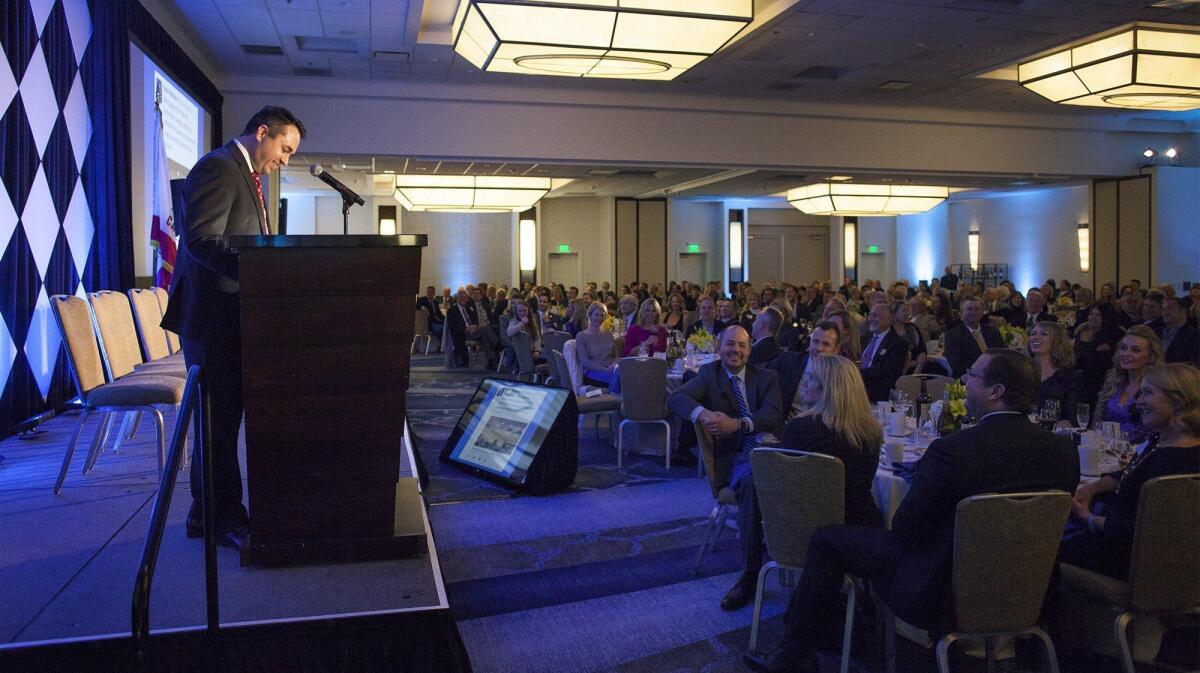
[[1077, 224, 1090, 273], [843, 218, 857, 283], [728, 209, 744, 285], [378, 205, 397, 235], [968, 230, 980, 271], [519, 208, 537, 286]]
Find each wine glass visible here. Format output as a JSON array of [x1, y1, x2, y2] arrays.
[[1076, 403, 1090, 430], [1038, 400, 1061, 428]]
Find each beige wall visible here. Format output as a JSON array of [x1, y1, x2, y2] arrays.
[[668, 200, 724, 285], [399, 211, 514, 291], [539, 197, 614, 286]]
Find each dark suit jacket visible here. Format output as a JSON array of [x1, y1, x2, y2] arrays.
[[1164, 323, 1200, 364], [446, 302, 474, 343], [685, 318, 729, 339], [162, 141, 267, 340], [766, 351, 808, 414], [416, 296, 445, 330], [886, 412, 1079, 628], [943, 323, 1004, 378], [749, 336, 781, 365], [859, 329, 909, 403], [667, 361, 782, 488], [1011, 311, 1056, 329]]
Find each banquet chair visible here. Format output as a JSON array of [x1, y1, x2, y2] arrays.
[[552, 346, 619, 440], [692, 422, 737, 574], [1059, 474, 1200, 673], [127, 288, 181, 365], [614, 356, 671, 468], [151, 286, 180, 354], [540, 331, 571, 386], [412, 309, 433, 354], [861, 491, 1070, 673], [50, 295, 185, 494], [894, 374, 955, 404], [748, 448, 857, 673], [507, 331, 539, 382]]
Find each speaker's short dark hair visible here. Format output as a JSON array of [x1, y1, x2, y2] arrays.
[[982, 348, 1040, 413], [242, 106, 306, 138]]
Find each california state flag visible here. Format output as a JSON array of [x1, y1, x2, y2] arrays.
[[149, 99, 176, 289]]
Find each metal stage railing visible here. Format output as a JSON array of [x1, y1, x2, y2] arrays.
[[130, 365, 219, 668]]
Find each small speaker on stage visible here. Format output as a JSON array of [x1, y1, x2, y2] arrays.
[[439, 378, 579, 495]]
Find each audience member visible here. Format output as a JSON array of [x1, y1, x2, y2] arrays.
[[1024, 321, 1078, 427], [617, 294, 638, 332], [416, 285, 445, 343], [929, 293, 956, 334], [1142, 291, 1166, 334], [503, 298, 542, 375], [562, 298, 587, 336], [1094, 325, 1164, 444], [943, 297, 1004, 379], [623, 298, 669, 357], [1013, 289, 1055, 329], [907, 296, 939, 342], [667, 325, 782, 611], [717, 297, 738, 327], [746, 350, 1077, 673], [1160, 297, 1200, 365], [1117, 291, 1142, 330], [939, 265, 959, 292], [1061, 363, 1200, 579], [447, 289, 500, 369], [827, 310, 861, 362], [686, 296, 727, 338], [859, 303, 909, 403], [576, 302, 617, 387], [663, 293, 687, 332], [749, 307, 784, 365], [1073, 302, 1125, 408], [891, 300, 927, 373]]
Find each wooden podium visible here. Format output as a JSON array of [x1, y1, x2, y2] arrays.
[[231, 234, 428, 566]]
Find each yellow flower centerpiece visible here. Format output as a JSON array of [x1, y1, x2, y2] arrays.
[[600, 315, 616, 333], [998, 324, 1027, 349], [933, 381, 968, 436], [686, 329, 716, 354]]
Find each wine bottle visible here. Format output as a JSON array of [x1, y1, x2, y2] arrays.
[[916, 377, 932, 424]]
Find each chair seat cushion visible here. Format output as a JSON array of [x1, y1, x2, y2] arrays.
[[1060, 562, 1130, 607], [86, 375, 185, 406], [717, 486, 737, 505], [578, 394, 621, 413], [132, 361, 188, 378]]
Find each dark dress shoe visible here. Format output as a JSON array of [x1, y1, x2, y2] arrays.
[[721, 572, 757, 611], [743, 646, 819, 673]]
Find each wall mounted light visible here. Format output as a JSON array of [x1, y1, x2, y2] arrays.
[[844, 217, 858, 283], [1017, 22, 1200, 111], [728, 209, 744, 285], [1077, 224, 1090, 273], [451, 0, 753, 81], [519, 208, 537, 286], [1143, 147, 1157, 159], [379, 218, 396, 235], [968, 230, 980, 271]]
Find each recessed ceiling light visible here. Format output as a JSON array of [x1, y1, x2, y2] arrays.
[[828, 176, 853, 181]]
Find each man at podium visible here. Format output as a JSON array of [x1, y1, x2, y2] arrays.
[[162, 106, 306, 549]]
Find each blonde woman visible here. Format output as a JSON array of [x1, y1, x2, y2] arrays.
[[1095, 325, 1165, 443], [1025, 320, 1078, 426], [576, 302, 617, 387], [1063, 363, 1200, 579], [623, 297, 668, 356], [563, 298, 588, 337], [780, 354, 884, 527]]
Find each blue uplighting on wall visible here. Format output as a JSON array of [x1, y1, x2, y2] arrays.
[[896, 202, 948, 284]]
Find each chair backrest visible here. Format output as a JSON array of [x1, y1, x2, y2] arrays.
[[895, 374, 955, 402], [751, 448, 846, 568], [561, 339, 584, 394], [49, 294, 108, 396], [88, 291, 146, 379], [541, 331, 571, 362], [1127, 473, 1200, 613], [508, 330, 537, 374], [413, 309, 430, 339], [152, 286, 180, 353], [951, 491, 1071, 634], [127, 288, 171, 361], [550, 350, 570, 391], [695, 422, 722, 499], [617, 356, 668, 420]]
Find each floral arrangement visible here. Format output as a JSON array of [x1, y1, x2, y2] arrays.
[[1056, 295, 1073, 307], [998, 324, 1027, 349], [944, 381, 967, 422], [600, 315, 616, 333], [686, 329, 716, 354]]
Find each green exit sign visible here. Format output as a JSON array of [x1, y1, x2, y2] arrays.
[[557, 244, 571, 253], [867, 245, 879, 253], [687, 243, 700, 253]]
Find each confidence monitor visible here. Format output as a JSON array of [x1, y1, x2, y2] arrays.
[[440, 378, 579, 494]]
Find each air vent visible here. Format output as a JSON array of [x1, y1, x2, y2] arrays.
[[766, 81, 804, 91], [293, 67, 332, 77], [794, 66, 849, 80], [242, 44, 284, 56], [295, 36, 358, 53]]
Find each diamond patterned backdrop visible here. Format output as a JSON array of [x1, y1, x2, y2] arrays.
[[1, 0, 93, 433]]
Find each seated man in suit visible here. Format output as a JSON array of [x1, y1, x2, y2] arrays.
[[748, 306, 784, 365], [717, 297, 739, 329], [668, 325, 782, 611], [768, 320, 842, 425], [446, 289, 500, 368], [859, 303, 910, 403], [416, 285, 444, 345], [747, 349, 1079, 673], [1161, 297, 1200, 364], [1011, 288, 1056, 330], [943, 297, 1004, 379], [617, 294, 639, 332], [686, 296, 728, 338]]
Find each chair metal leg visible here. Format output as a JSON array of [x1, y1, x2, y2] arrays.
[[935, 634, 958, 673], [840, 579, 856, 673], [83, 412, 115, 474], [693, 504, 722, 574], [151, 407, 166, 478], [617, 419, 628, 467], [111, 412, 133, 455], [128, 410, 142, 440], [55, 408, 92, 494], [1028, 626, 1060, 673], [1114, 612, 1136, 673], [749, 562, 776, 653], [661, 420, 671, 470], [885, 605, 897, 673]]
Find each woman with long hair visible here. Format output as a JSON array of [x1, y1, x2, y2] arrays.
[[1062, 363, 1200, 579], [781, 354, 885, 527], [1094, 325, 1164, 443], [563, 298, 588, 337], [1074, 302, 1125, 406], [929, 292, 955, 333], [503, 298, 543, 374], [623, 297, 669, 357], [1025, 320, 1078, 426], [663, 292, 687, 332], [576, 302, 617, 387], [827, 310, 862, 362]]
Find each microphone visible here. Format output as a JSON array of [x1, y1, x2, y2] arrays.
[[309, 165, 365, 206]]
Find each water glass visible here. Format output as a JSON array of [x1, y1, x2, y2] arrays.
[[1075, 403, 1090, 430], [1039, 399, 1061, 426]]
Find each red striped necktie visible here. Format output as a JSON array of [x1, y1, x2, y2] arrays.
[[251, 171, 270, 235]]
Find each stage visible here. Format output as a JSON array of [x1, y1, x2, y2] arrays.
[[0, 407, 467, 672]]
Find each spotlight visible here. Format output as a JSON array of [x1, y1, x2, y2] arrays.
[[1143, 147, 1157, 159], [1165, 148, 1178, 159]]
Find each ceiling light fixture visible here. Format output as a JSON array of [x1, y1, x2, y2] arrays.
[[787, 182, 949, 216], [450, 0, 753, 81], [1017, 22, 1200, 111], [1143, 147, 1158, 158], [394, 175, 567, 213]]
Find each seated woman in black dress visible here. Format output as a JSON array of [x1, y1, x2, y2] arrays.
[[781, 353, 885, 527], [1025, 320, 1079, 427], [1061, 363, 1200, 579]]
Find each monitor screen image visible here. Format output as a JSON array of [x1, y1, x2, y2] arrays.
[[448, 379, 568, 483]]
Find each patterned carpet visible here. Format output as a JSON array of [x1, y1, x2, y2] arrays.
[[405, 354, 1121, 673]]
